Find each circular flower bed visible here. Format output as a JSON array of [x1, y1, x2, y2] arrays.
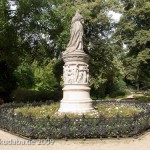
[[0, 102, 150, 139]]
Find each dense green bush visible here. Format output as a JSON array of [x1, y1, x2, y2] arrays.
[[31, 60, 59, 91], [134, 96, 150, 103], [14, 61, 34, 89], [11, 88, 62, 103], [0, 61, 17, 102], [91, 85, 106, 99], [90, 77, 128, 99], [14, 59, 59, 91], [107, 77, 127, 98], [147, 90, 150, 96]]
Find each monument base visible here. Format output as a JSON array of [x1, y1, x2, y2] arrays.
[[58, 85, 94, 113]]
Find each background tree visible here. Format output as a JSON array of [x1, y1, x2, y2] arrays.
[[13, 0, 127, 99], [0, 0, 19, 102], [1, 0, 129, 101], [115, 0, 150, 90]]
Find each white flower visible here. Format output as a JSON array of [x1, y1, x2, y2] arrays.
[[115, 107, 119, 110]]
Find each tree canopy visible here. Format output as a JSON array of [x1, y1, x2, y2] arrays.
[[0, 0, 149, 101], [115, 0, 150, 89], [0, 0, 19, 101]]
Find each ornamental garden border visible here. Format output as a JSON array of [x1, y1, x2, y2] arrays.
[[0, 102, 150, 139]]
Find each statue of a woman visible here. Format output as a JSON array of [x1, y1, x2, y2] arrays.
[[63, 10, 84, 55]]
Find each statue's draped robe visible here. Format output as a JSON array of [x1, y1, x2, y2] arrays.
[[65, 20, 84, 54]]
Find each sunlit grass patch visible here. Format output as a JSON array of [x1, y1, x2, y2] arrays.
[[14, 103, 145, 119]]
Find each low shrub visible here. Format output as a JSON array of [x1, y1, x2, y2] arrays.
[[107, 78, 128, 98], [90, 78, 128, 99], [134, 96, 150, 103], [146, 90, 150, 96], [11, 88, 62, 103]]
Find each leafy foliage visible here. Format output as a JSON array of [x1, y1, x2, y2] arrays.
[[0, 0, 19, 101], [115, 0, 150, 89], [31, 59, 58, 91], [14, 59, 59, 91], [12, 0, 126, 98], [134, 96, 150, 103], [1, 0, 149, 100], [14, 60, 34, 89], [107, 77, 127, 98], [11, 88, 62, 103]]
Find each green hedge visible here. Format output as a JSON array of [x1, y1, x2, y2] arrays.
[[134, 96, 150, 103], [11, 88, 62, 103]]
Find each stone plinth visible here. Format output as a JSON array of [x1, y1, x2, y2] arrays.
[[58, 52, 94, 113]]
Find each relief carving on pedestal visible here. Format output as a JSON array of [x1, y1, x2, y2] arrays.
[[63, 64, 89, 84]]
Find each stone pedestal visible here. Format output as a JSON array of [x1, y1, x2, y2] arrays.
[[58, 52, 94, 113]]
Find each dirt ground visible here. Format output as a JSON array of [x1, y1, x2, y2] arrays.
[[0, 130, 150, 150]]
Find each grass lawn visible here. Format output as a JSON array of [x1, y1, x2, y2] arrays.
[[14, 103, 145, 119]]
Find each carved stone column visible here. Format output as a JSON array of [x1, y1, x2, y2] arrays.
[[58, 52, 94, 113]]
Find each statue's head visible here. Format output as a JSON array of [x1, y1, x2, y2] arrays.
[[71, 10, 84, 24]]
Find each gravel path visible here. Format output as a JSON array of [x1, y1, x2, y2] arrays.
[[0, 130, 150, 150]]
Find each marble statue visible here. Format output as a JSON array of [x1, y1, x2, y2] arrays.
[[63, 10, 84, 55], [58, 10, 94, 113]]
